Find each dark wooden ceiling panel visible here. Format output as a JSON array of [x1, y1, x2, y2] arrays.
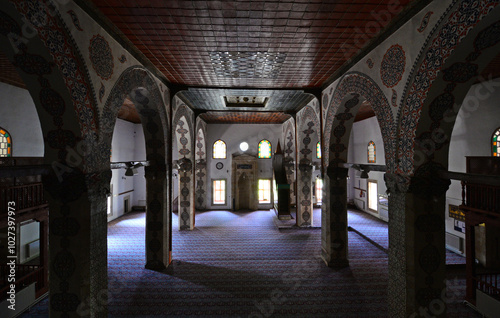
[[200, 111, 291, 124], [177, 88, 314, 112], [90, 0, 416, 89]]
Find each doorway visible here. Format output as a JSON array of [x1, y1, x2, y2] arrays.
[[238, 173, 250, 210]]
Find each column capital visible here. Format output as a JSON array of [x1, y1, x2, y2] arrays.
[[409, 162, 451, 199], [145, 162, 167, 178], [326, 166, 349, 179], [86, 169, 112, 201], [384, 172, 411, 194], [177, 157, 192, 172]]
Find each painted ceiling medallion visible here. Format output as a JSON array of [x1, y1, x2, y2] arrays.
[[89, 34, 114, 80], [209, 51, 286, 79], [380, 44, 406, 88]]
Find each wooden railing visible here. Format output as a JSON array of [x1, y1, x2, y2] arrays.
[[0, 182, 47, 215], [474, 273, 500, 299], [461, 181, 500, 217], [0, 264, 47, 300]]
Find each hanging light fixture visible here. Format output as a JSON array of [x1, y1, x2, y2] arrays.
[[360, 170, 369, 179], [125, 167, 134, 176]]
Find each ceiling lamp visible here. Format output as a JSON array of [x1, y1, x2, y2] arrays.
[[360, 170, 369, 179]]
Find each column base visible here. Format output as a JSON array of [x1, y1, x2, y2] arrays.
[[321, 251, 349, 269], [145, 260, 167, 271]]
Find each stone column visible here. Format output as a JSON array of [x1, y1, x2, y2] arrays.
[[39, 216, 49, 294], [177, 157, 194, 230], [195, 159, 207, 210], [385, 165, 450, 317], [87, 171, 110, 318], [44, 168, 109, 317], [144, 163, 170, 270], [297, 162, 313, 226], [321, 166, 349, 268]]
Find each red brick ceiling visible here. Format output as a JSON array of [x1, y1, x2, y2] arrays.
[[118, 96, 142, 123], [90, 0, 417, 89]]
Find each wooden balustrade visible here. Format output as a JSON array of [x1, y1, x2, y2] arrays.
[[0, 182, 47, 215], [474, 273, 500, 299], [0, 265, 47, 300], [461, 182, 500, 216]]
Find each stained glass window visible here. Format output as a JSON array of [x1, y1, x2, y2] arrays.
[[213, 139, 226, 159], [368, 141, 376, 163], [213, 179, 226, 205], [493, 128, 500, 157], [317, 142, 321, 159], [0, 128, 12, 157], [258, 140, 271, 158]]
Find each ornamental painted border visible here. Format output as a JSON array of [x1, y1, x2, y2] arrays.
[[398, 0, 500, 174], [324, 72, 396, 172]]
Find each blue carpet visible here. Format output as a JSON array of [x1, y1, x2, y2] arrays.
[[20, 210, 477, 317]]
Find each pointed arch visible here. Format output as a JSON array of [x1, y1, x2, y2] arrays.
[[324, 72, 396, 171], [391, 3, 500, 316], [101, 66, 170, 271], [172, 101, 195, 230], [0, 2, 102, 316], [397, 0, 500, 174], [321, 72, 393, 271]]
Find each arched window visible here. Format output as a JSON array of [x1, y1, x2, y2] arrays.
[[367, 141, 376, 163], [258, 140, 271, 159], [213, 139, 226, 159], [493, 128, 500, 157], [316, 142, 321, 159], [0, 128, 12, 157]]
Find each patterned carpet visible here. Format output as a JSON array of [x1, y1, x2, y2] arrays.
[[21, 210, 477, 317], [346, 209, 467, 265]]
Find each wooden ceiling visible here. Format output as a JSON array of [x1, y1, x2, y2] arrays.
[[118, 96, 142, 123], [3, 1, 500, 124], [200, 111, 291, 124], [89, 0, 417, 89]]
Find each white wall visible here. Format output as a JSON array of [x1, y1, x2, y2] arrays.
[[0, 82, 43, 157], [108, 119, 146, 222], [446, 79, 500, 243], [206, 123, 283, 210], [347, 116, 387, 221]]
